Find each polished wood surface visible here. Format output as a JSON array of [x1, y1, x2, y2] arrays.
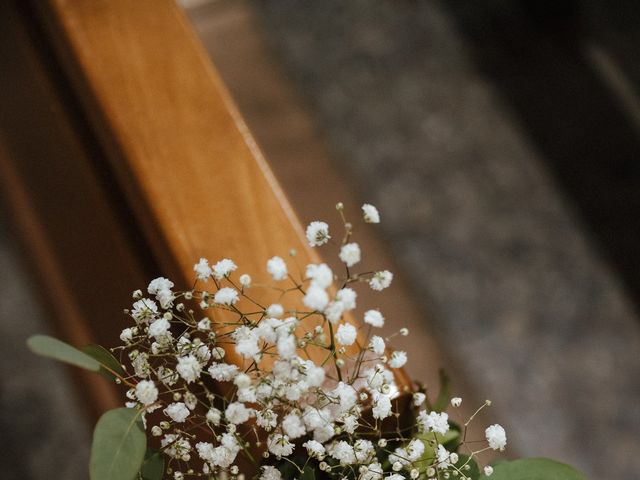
[[0, 0, 417, 418]]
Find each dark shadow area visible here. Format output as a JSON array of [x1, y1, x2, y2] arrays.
[[442, 0, 640, 309]]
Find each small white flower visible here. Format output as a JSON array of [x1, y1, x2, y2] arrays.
[[364, 309, 385, 328], [267, 433, 294, 457], [339, 243, 361, 267], [303, 284, 329, 311], [372, 394, 392, 419], [451, 397, 462, 407], [388, 351, 407, 369], [335, 287, 357, 310], [206, 408, 221, 425], [331, 440, 356, 465], [193, 258, 212, 280], [233, 326, 260, 358], [214, 287, 239, 305], [354, 439, 376, 463], [362, 204, 380, 223], [197, 318, 211, 331], [135, 380, 158, 406], [234, 373, 252, 389], [239, 274, 252, 287], [282, 412, 306, 439], [436, 444, 450, 469], [208, 362, 239, 381], [418, 410, 450, 435], [267, 256, 288, 281], [277, 333, 297, 359], [176, 355, 202, 383], [147, 277, 174, 295], [212, 258, 237, 279], [485, 424, 507, 451], [324, 301, 345, 323], [484, 465, 494, 476], [148, 318, 171, 339], [266, 303, 284, 318], [369, 270, 393, 291], [164, 402, 190, 423], [256, 409, 278, 431], [369, 335, 386, 355], [413, 392, 426, 407], [120, 328, 134, 344], [303, 439, 325, 458], [335, 322, 357, 346], [306, 263, 333, 289], [406, 438, 425, 461], [131, 299, 158, 324], [225, 402, 253, 425], [306, 221, 330, 247], [260, 465, 282, 480]]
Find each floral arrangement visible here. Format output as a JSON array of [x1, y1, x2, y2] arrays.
[[29, 203, 584, 480]]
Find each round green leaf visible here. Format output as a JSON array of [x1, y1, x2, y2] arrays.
[[90, 408, 147, 480], [82, 344, 126, 379], [455, 454, 480, 480], [481, 458, 586, 480], [139, 449, 165, 480], [27, 335, 101, 372]]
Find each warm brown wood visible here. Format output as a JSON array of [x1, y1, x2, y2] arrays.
[[31, 0, 412, 388], [0, 0, 419, 439]]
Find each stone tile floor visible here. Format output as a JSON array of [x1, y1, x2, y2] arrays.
[[0, 218, 90, 479], [253, 1, 640, 477]]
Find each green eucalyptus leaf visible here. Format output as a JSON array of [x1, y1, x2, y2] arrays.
[[82, 344, 126, 380], [90, 407, 147, 480], [415, 429, 460, 473], [443, 422, 461, 450], [455, 454, 480, 480], [433, 369, 451, 412], [300, 464, 316, 480], [480, 458, 586, 480], [139, 449, 164, 480], [27, 335, 101, 372]]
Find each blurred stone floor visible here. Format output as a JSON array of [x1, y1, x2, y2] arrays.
[[3, 0, 640, 478], [0, 216, 90, 479], [249, 1, 640, 478]]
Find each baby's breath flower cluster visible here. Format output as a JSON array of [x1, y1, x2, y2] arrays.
[[115, 203, 506, 480]]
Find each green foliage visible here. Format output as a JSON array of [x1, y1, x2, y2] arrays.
[[432, 369, 451, 412], [82, 344, 126, 380], [138, 449, 165, 480], [414, 429, 460, 473], [480, 458, 586, 480], [90, 408, 147, 480], [300, 464, 317, 480], [454, 454, 480, 480], [27, 335, 101, 372]]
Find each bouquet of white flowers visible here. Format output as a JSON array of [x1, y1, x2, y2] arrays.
[[28, 203, 584, 480]]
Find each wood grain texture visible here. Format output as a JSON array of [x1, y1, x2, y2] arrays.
[[38, 0, 412, 388]]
